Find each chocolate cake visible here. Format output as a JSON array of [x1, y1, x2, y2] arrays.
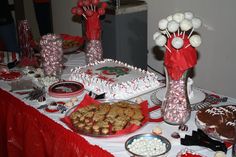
[[196, 105, 236, 140]]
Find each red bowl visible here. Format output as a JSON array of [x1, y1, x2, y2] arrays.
[[48, 81, 84, 98]]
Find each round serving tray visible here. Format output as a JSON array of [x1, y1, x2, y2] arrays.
[[64, 100, 149, 138], [48, 81, 84, 98]]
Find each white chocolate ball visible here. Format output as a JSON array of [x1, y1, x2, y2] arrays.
[[173, 13, 184, 23], [155, 35, 167, 47], [189, 35, 201, 47], [184, 11, 194, 20], [171, 37, 184, 49], [153, 31, 161, 40], [180, 19, 192, 31], [192, 17, 202, 29], [214, 151, 226, 157], [167, 20, 179, 33], [166, 15, 173, 21], [158, 19, 168, 30]]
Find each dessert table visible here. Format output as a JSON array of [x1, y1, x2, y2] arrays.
[[0, 52, 235, 157]]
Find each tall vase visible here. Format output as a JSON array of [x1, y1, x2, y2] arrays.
[[161, 67, 191, 125], [85, 39, 103, 64]]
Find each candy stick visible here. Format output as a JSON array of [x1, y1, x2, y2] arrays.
[[180, 19, 192, 39]]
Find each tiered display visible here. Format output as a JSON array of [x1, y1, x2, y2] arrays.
[[69, 59, 160, 99]]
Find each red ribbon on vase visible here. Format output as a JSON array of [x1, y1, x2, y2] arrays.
[[164, 35, 197, 80]]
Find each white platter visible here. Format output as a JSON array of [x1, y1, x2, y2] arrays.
[[155, 87, 206, 105]]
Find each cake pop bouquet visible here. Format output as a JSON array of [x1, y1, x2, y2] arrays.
[[153, 12, 202, 125], [71, 0, 108, 63]]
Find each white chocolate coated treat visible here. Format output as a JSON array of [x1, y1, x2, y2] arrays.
[[173, 13, 184, 23], [180, 19, 192, 31], [214, 151, 226, 157], [171, 37, 184, 49], [155, 35, 167, 46], [166, 15, 173, 21], [167, 20, 179, 33], [192, 17, 202, 29], [190, 35, 201, 47], [184, 12, 194, 20], [158, 19, 168, 30], [153, 31, 161, 40]]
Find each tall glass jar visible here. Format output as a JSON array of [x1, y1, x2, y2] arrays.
[[40, 34, 63, 79], [161, 67, 191, 125], [85, 39, 103, 64]]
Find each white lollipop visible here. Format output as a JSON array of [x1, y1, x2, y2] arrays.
[[192, 17, 202, 29], [184, 12, 194, 20], [158, 18, 168, 30], [180, 19, 192, 38], [189, 35, 201, 47], [173, 13, 184, 23], [167, 20, 179, 34], [167, 15, 173, 21], [155, 35, 167, 46], [180, 19, 192, 31], [188, 17, 202, 38], [171, 37, 184, 49], [155, 35, 172, 52], [153, 31, 161, 40], [158, 18, 171, 37]]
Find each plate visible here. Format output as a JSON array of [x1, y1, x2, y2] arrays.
[[48, 81, 84, 98], [64, 99, 149, 137], [0, 70, 22, 81], [152, 87, 206, 105]]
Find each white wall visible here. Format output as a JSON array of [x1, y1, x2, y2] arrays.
[[51, 0, 82, 36], [146, 0, 236, 98], [50, 0, 236, 98]]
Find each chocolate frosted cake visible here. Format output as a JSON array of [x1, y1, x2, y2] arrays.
[[195, 105, 236, 140]]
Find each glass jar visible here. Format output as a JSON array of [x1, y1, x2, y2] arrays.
[[161, 67, 191, 125], [40, 34, 63, 79], [85, 39, 103, 64]]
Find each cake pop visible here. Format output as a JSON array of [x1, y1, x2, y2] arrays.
[[155, 35, 171, 52], [189, 35, 201, 47], [180, 19, 192, 38], [184, 34, 201, 49], [171, 37, 184, 49], [173, 13, 184, 23], [167, 15, 173, 21], [167, 20, 179, 36], [158, 19, 171, 37], [188, 17, 202, 38], [184, 11, 194, 20], [155, 34, 166, 46], [153, 31, 161, 40]]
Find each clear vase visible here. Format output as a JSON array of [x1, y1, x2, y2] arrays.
[[161, 67, 191, 125], [85, 39, 103, 64]]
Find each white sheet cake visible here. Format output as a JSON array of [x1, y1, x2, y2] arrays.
[[69, 59, 161, 100]]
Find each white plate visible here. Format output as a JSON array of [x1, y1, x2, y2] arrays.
[[155, 87, 206, 104]]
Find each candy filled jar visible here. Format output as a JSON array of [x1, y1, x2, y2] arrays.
[[161, 67, 191, 125]]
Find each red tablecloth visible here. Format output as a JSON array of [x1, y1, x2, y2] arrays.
[[0, 88, 114, 157]]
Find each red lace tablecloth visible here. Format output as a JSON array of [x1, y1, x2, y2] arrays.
[[0, 88, 114, 157]]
